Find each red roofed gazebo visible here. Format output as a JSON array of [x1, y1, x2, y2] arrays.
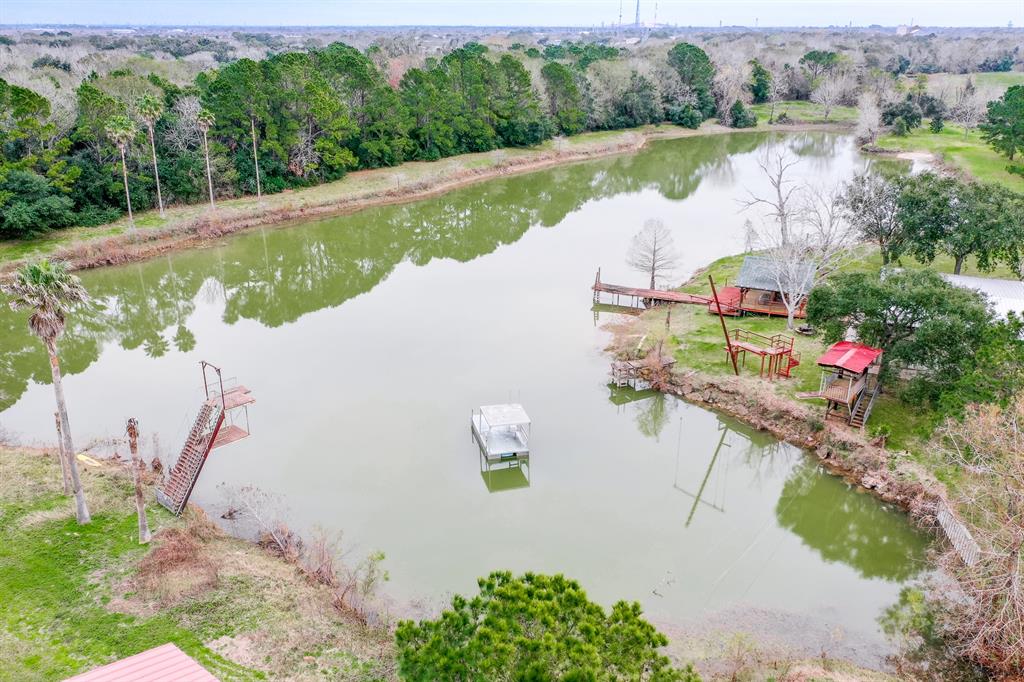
[[817, 341, 883, 375], [804, 341, 884, 428], [65, 643, 217, 682]]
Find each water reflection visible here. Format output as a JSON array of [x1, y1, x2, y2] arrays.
[[0, 131, 842, 412], [479, 459, 531, 493], [675, 418, 729, 526], [775, 463, 927, 581]]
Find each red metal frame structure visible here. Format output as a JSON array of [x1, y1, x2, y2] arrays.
[[724, 328, 801, 380], [156, 362, 254, 516]]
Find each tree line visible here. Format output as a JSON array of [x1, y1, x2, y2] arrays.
[[0, 40, 750, 240]]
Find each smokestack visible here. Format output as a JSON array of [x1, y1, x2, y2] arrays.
[[635, 0, 640, 27]]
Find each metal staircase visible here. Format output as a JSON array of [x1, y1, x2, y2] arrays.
[[156, 402, 223, 515], [156, 362, 254, 516]]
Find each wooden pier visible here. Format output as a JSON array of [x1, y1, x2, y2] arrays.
[[592, 269, 713, 309], [591, 267, 805, 319]]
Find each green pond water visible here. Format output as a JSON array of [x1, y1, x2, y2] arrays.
[[0, 132, 927, 662]]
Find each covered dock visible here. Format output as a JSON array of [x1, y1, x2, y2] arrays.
[[471, 403, 531, 461], [471, 404, 531, 491]]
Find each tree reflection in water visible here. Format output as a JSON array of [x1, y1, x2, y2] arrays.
[[0, 132, 834, 413]]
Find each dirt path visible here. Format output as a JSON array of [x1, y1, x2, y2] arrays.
[[0, 121, 849, 274]]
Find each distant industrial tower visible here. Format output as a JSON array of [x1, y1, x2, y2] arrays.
[[635, 0, 640, 27]]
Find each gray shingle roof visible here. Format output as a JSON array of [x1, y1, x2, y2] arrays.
[[735, 255, 816, 292]]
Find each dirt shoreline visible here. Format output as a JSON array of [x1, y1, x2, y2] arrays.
[[0, 121, 849, 274]]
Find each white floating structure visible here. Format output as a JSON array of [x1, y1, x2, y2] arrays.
[[472, 404, 531, 460]]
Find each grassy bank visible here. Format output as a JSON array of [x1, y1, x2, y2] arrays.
[[0, 446, 393, 681], [874, 121, 1024, 191], [0, 121, 851, 272], [750, 100, 858, 126], [613, 243, 1011, 453]]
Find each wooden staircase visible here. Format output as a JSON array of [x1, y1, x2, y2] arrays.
[[849, 380, 880, 429], [157, 371, 255, 516]]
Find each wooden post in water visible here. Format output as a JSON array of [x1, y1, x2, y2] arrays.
[[54, 411, 71, 494], [710, 275, 739, 376], [127, 418, 151, 544]]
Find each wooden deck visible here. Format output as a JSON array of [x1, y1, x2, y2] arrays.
[[709, 287, 805, 318], [821, 378, 853, 403]]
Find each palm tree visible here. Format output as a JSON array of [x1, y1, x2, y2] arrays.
[[105, 115, 137, 228], [196, 108, 216, 209], [138, 94, 166, 218], [1, 260, 91, 524]]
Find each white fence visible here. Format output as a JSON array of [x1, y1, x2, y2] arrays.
[[936, 501, 981, 567]]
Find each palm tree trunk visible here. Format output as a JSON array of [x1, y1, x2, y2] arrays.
[[148, 123, 165, 218], [127, 418, 151, 544], [47, 340, 90, 524], [251, 117, 262, 199], [203, 130, 215, 209], [120, 146, 134, 227], [54, 411, 71, 494]]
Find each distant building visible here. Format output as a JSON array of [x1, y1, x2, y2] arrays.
[[896, 25, 921, 37]]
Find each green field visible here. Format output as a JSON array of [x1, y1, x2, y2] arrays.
[[0, 449, 390, 681], [750, 100, 858, 125], [875, 121, 1024, 191], [914, 70, 1024, 97]]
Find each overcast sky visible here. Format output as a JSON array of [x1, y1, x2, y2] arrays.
[[2, 0, 1022, 28]]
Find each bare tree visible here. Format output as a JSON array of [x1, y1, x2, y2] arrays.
[[626, 219, 679, 290], [810, 72, 853, 121], [840, 172, 904, 264], [740, 149, 802, 244], [854, 92, 882, 145], [933, 397, 1024, 676], [747, 182, 854, 328], [164, 95, 203, 155], [126, 418, 151, 544], [765, 62, 787, 123], [762, 233, 817, 330], [801, 184, 856, 276], [949, 79, 985, 138]]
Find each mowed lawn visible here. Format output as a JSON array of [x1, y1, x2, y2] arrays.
[[876, 121, 1024, 191], [750, 100, 858, 125]]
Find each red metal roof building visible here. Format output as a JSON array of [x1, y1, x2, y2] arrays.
[[800, 341, 885, 428], [816, 341, 884, 375], [65, 643, 217, 682]]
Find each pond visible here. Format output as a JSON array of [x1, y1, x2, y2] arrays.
[[0, 131, 928, 664]]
